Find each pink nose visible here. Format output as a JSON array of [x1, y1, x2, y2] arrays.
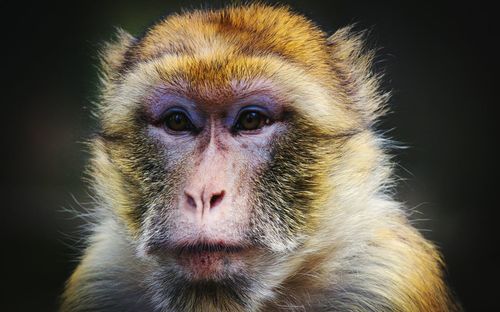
[[183, 187, 226, 215]]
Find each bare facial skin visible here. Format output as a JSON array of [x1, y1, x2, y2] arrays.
[[145, 89, 289, 280], [61, 4, 460, 312]]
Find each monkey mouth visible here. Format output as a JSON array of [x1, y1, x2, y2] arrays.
[[172, 242, 248, 280]]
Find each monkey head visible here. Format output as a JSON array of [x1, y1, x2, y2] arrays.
[[91, 4, 386, 305]]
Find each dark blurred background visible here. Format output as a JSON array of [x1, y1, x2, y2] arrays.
[[1, 1, 497, 311]]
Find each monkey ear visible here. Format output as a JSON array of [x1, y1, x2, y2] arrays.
[[327, 26, 389, 123], [99, 28, 136, 81]]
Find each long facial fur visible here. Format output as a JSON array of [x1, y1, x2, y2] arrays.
[[61, 4, 460, 312]]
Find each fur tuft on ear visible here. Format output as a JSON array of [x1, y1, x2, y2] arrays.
[[99, 28, 136, 82], [327, 26, 390, 125]]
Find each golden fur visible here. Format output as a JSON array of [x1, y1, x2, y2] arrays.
[[61, 4, 459, 311]]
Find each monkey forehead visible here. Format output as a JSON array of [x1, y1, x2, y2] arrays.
[[124, 4, 332, 80]]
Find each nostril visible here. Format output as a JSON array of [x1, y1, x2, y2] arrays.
[[209, 191, 225, 209], [185, 192, 196, 209]]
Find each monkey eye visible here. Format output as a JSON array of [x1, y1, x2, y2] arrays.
[[163, 109, 194, 132], [234, 108, 271, 132]]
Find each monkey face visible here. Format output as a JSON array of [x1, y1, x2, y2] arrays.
[[141, 84, 292, 281]]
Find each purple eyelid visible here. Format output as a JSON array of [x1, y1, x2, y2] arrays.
[[227, 96, 282, 125], [236, 95, 282, 114], [147, 93, 202, 126]]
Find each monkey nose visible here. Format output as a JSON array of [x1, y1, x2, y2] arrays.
[[208, 190, 225, 209], [183, 188, 226, 215]]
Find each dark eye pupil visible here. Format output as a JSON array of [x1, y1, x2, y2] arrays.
[[166, 112, 190, 131], [239, 111, 263, 130]]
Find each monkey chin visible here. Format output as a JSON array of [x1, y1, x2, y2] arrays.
[[173, 243, 250, 281]]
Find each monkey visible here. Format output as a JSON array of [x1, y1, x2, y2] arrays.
[[61, 3, 460, 312]]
